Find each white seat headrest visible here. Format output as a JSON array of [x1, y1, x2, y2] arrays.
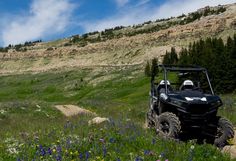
[[183, 80, 194, 86], [160, 80, 170, 85]]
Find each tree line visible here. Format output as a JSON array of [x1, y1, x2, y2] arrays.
[[161, 34, 236, 93]]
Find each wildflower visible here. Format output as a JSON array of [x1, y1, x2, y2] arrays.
[[74, 151, 79, 155], [85, 151, 90, 160], [47, 148, 52, 155], [40, 147, 46, 156], [7, 147, 19, 154], [53, 148, 56, 153], [109, 138, 115, 143], [190, 145, 195, 150], [144, 150, 150, 155], [152, 138, 156, 144], [56, 155, 62, 161], [144, 150, 155, 156], [159, 152, 165, 158], [99, 138, 105, 144], [135, 156, 143, 161], [57, 145, 62, 151], [79, 153, 83, 160], [103, 146, 107, 157]]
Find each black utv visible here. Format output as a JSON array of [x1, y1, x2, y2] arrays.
[[147, 65, 234, 147]]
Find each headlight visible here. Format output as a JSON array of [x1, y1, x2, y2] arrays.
[[185, 97, 194, 101], [185, 97, 207, 102]]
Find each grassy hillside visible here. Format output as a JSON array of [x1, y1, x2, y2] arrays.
[[0, 66, 235, 160]]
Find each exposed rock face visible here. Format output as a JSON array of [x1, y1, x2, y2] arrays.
[[0, 4, 235, 74]]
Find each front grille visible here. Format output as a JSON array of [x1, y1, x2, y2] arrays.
[[187, 104, 209, 115]]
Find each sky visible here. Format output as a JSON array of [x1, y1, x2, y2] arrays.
[[0, 0, 235, 47]]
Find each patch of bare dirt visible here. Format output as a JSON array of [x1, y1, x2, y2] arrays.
[[55, 105, 96, 117], [88, 117, 110, 125]]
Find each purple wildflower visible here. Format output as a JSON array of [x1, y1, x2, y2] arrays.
[[56, 155, 62, 161], [85, 151, 90, 160], [144, 150, 150, 155], [135, 156, 143, 161], [79, 153, 83, 160], [47, 148, 52, 155], [109, 138, 115, 143], [39, 146, 46, 156], [103, 146, 107, 157], [57, 145, 62, 153], [152, 138, 156, 144]]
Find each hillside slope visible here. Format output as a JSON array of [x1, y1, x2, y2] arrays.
[[0, 65, 235, 160], [0, 3, 236, 74]]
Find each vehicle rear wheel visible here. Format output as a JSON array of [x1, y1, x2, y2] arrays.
[[214, 117, 234, 148], [156, 112, 181, 139]]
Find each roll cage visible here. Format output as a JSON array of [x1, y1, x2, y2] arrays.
[[151, 65, 215, 95]]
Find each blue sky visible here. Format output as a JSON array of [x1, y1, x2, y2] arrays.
[[0, 0, 235, 47]]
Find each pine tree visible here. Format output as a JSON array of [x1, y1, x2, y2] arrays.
[[144, 61, 151, 77], [178, 48, 189, 65], [163, 51, 171, 64], [163, 47, 178, 65], [170, 47, 178, 64], [151, 58, 159, 77]]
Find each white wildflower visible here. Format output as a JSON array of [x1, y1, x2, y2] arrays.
[[0, 109, 6, 114], [190, 145, 195, 150]]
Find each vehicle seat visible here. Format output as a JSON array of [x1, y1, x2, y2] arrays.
[[157, 80, 173, 94], [180, 80, 194, 90]]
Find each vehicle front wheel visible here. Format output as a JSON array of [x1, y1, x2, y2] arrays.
[[156, 112, 181, 139], [214, 117, 234, 148], [146, 110, 155, 128]]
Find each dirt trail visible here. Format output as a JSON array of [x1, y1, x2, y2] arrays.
[[55, 105, 96, 117]]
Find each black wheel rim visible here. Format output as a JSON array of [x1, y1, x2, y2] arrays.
[[216, 127, 223, 139], [160, 121, 170, 134]]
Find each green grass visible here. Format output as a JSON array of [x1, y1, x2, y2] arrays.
[[0, 65, 235, 160]]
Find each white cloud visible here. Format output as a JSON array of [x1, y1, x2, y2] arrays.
[[115, 0, 130, 7], [1, 0, 75, 46], [136, 0, 150, 7], [83, 0, 236, 32]]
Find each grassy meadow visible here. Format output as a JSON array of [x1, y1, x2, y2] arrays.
[[0, 65, 235, 161]]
